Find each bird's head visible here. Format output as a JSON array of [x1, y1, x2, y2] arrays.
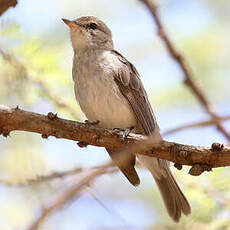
[[62, 16, 113, 52]]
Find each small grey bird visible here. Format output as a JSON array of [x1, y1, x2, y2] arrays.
[[63, 16, 191, 222]]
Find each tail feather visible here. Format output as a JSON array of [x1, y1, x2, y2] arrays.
[[138, 155, 191, 222], [155, 171, 191, 222]]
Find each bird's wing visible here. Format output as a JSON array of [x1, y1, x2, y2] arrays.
[[110, 51, 191, 221], [111, 50, 159, 135], [106, 50, 161, 187]]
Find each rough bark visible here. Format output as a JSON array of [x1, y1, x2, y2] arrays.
[[0, 0, 17, 16], [0, 105, 229, 171]]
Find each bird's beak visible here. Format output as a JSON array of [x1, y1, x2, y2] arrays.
[[62, 18, 78, 29]]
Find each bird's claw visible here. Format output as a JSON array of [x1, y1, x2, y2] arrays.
[[113, 126, 134, 140], [122, 126, 134, 140]]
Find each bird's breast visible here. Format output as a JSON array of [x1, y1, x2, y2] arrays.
[[73, 57, 137, 129]]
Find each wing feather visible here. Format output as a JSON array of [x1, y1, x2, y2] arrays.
[[112, 50, 158, 135]]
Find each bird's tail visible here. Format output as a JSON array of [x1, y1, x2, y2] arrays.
[[138, 155, 191, 222], [106, 148, 140, 186]]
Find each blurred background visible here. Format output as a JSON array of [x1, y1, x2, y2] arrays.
[[0, 0, 230, 229]]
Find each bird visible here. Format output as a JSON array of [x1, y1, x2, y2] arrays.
[[62, 16, 191, 222]]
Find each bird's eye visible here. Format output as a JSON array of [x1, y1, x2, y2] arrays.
[[88, 22, 98, 30]]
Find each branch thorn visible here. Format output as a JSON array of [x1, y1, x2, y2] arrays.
[[77, 141, 88, 148], [47, 112, 58, 120], [174, 163, 182, 170], [189, 164, 212, 176], [42, 134, 49, 139], [211, 142, 224, 151]]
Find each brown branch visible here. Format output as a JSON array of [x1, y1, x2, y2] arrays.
[[140, 0, 230, 141], [0, 0, 17, 16], [0, 164, 118, 229], [0, 105, 230, 168], [27, 163, 113, 230], [162, 114, 230, 136], [0, 167, 82, 186]]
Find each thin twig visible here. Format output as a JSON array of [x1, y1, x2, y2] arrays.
[[0, 47, 80, 120], [0, 165, 122, 229], [140, 0, 230, 141], [86, 187, 127, 224], [162, 114, 230, 136], [0, 167, 82, 186], [27, 163, 113, 230]]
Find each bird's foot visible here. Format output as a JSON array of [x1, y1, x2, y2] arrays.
[[113, 126, 134, 140], [122, 126, 135, 139]]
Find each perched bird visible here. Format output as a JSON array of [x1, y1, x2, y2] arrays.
[[63, 16, 191, 222]]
